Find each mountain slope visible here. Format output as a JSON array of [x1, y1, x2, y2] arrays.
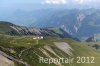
[[0, 35, 99, 66], [0, 21, 15, 34], [0, 21, 79, 41], [0, 51, 14, 66], [28, 9, 100, 39], [1, 9, 100, 39]]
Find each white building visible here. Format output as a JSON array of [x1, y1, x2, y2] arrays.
[[33, 36, 44, 40]]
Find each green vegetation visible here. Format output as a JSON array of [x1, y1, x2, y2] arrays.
[[0, 21, 13, 33], [51, 28, 63, 34], [0, 34, 100, 66]]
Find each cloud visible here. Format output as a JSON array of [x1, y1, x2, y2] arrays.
[[41, 0, 67, 5], [75, 0, 100, 5], [75, 0, 85, 4]]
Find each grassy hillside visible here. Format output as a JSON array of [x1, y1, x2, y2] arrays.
[[0, 21, 78, 41], [0, 34, 100, 66], [0, 21, 15, 34]]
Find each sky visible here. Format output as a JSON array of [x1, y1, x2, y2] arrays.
[[0, 0, 100, 12]]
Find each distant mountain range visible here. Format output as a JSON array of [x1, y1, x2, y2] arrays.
[[1, 9, 100, 40], [29, 9, 100, 39]]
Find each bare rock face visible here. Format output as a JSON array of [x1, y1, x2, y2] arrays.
[[0, 54, 14, 66], [86, 36, 96, 42]]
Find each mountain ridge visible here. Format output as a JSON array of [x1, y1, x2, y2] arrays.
[[0, 21, 80, 41]]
